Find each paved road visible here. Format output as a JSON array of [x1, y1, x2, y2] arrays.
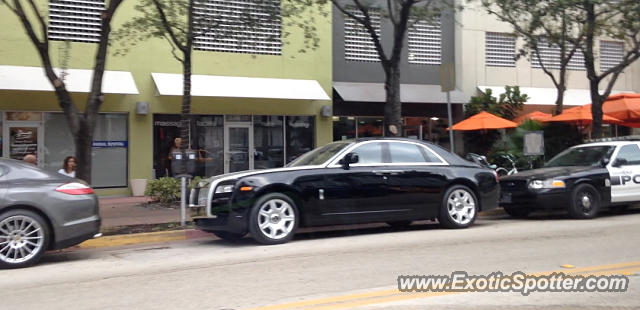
[[1, 209, 640, 310]]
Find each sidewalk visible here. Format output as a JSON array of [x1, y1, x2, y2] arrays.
[[99, 196, 189, 228]]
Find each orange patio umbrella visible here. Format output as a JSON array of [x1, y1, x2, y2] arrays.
[[450, 111, 518, 131], [603, 93, 640, 122], [513, 111, 552, 123], [546, 104, 623, 125]]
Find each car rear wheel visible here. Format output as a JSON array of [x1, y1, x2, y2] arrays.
[[0, 209, 50, 269], [568, 183, 601, 219], [438, 185, 478, 229], [249, 193, 299, 245], [503, 206, 531, 218], [212, 231, 246, 242]]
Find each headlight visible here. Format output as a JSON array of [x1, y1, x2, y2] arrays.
[[528, 179, 566, 189], [215, 184, 234, 194]]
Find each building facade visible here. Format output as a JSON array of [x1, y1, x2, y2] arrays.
[[455, 3, 640, 115], [330, 4, 468, 152], [0, 0, 333, 195]]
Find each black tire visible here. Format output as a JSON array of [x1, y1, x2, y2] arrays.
[[567, 183, 601, 219], [0, 209, 50, 269], [249, 193, 299, 245], [438, 185, 479, 229], [503, 206, 531, 218], [212, 231, 246, 242], [386, 221, 413, 228]]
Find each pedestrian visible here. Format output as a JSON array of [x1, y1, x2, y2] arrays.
[[58, 156, 77, 178], [23, 154, 37, 165]]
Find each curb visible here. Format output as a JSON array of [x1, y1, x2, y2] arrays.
[[76, 229, 211, 249]]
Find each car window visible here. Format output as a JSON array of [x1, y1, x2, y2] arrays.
[[351, 142, 384, 164], [615, 144, 640, 165], [388, 142, 436, 163]]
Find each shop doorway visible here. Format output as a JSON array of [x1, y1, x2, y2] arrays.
[[224, 122, 254, 173]]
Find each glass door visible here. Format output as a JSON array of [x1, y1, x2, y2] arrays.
[[3, 121, 44, 166], [224, 123, 253, 173]]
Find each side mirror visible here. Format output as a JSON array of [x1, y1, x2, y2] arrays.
[[612, 158, 628, 168], [339, 152, 359, 169]]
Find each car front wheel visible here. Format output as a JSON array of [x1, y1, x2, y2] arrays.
[[568, 183, 601, 219], [438, 185, 478, 229], [249, 193, 299, 245], [0, 209, 50, 269]]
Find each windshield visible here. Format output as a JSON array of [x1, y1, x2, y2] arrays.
[[287, 141, 352, 167], [545, 145, 615, 167]]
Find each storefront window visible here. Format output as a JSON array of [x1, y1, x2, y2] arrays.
[[286, 116, 315, 163], [254, 116, 284, 169], [153, 115, 224, 178], [332, 117, 356, 141], [195, 115, 224, 177], [358, 117, 383, 137], [44, 113, 128, 188]]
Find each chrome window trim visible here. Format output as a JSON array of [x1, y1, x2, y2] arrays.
[[325, 140, 449, 168]]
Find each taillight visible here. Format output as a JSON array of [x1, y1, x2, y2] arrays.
[[56, 182, 94, 195]]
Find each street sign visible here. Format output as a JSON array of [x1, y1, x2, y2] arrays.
[[440, 63, 455, 92], [524, 131, 545, 156], [440, 63, 455, 153]]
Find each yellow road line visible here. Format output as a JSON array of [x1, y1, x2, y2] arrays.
[[247, 260, 640, 310], [247, 289, 400, 310], [303, 292, 456, 310], [77, 230, 187, 249]]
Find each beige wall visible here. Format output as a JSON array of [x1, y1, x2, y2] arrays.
[[455, 1, 640, 97]]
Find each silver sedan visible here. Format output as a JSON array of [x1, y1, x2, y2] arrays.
[[0, 158, 101, 268]]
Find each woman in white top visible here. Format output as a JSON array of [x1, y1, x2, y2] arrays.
[[58, 156, 77, 178]]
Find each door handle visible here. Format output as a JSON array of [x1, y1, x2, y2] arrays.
[[372, 170, 405, 175]]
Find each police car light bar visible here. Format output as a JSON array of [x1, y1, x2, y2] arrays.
[[587, 135, 640, 143]]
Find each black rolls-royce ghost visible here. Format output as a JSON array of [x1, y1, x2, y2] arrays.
[[189, 138, 500, 244]]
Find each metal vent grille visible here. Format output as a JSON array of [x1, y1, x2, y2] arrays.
[[600, 41, 624, 72], [344, 8, 381, 62], [532, 40, 585, 71], [407, 19, 441, 65], [48, 0, 104, 43], [194, 0, 282, 55], [485, 32, 515, 67]]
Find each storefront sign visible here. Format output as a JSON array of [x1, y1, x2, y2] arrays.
[[92, 141, 128, 148]]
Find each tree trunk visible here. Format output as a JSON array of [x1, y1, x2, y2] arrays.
[[74, 119, 94, 183], [555, 68, 567, 115], [590, 82, 604, 139], [583, 1, 603, 138], [383, 65, 402, 137]]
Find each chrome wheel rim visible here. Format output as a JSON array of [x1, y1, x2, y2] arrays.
[[0, 215, 44, 264], [578, 191, 594, 213], [447, 189, 476, 225], [257, 199, 295, 240]]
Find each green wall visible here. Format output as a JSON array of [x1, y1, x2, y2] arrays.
[[0, 1, 333, 195]]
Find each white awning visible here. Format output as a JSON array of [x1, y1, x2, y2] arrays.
[[0, 65, 139, 94], [333, 82, 469, 103], [478, 86, 633, 106], [151, 73, 330, 101]]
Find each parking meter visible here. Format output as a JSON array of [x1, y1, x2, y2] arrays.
[[171, 150, 186, 175], [186, 149, 197, 175]]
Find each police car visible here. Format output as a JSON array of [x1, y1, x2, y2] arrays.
[[499, 137, 640, 219]]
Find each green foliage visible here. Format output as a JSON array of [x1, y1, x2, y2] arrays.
[[465, 86, 528, 120], [145, 177, 181, 203]]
